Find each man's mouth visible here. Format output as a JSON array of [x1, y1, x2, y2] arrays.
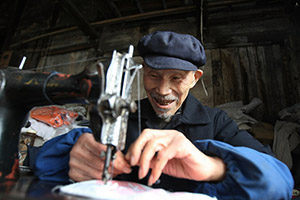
[[150, 93, 178, 111], [154, 97, 174, 106]]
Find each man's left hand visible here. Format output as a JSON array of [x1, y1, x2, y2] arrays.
[[125, 128, 226, 186]]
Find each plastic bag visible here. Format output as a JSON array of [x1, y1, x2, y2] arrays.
[[30, 106, 79, 128]]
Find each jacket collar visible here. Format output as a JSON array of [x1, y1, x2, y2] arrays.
[[180, 93, 211, 125]]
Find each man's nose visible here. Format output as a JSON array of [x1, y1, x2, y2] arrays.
[[156, 79, 172, 95]]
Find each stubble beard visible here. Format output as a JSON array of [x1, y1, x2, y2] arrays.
[[150, 92, 178, 122]]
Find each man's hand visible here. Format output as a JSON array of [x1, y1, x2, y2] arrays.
[[68, 133, 132, 182], [125, 129, 226, 186]]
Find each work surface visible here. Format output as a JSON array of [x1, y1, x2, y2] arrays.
[[0, 176, 218, 200], [0, 176, 82, 200]]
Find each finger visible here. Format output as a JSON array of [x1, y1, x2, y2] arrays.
[[69, 156, 103, 181], [138, 136, 167, 179], [126, 129, 156, 166], [148, 146, 175, 185], [69, 168, 90, 182], [112, 151, 132, 175], [69, 133, 107, 180], [147, 133, 188, 185], [71, 143, 106, 171], [79, 133, 106, 156], [70, 146, 105, 174], [69, 165, 102, 181]]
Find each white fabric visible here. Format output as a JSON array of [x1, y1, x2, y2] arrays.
[[58, 180, 217, 200]]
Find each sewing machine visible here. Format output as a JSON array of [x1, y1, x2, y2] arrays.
[[0, 45, 142, 185]]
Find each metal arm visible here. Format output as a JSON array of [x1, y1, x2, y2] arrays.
[[94, 45, 142, 183]]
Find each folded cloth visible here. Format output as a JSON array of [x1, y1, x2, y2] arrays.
[[34, 128, 91, 183], [278, 103, 300, 124], [273, 120, 300, 169], [215, 98, 262, 130]]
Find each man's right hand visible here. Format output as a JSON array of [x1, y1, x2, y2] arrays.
[[68, 133, 132, 182]]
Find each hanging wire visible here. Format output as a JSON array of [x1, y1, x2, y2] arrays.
[[137, 68, 142, 135], [200, 0, 208, 97], [33, 56, 107, 71]]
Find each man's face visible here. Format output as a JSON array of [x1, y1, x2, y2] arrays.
[[143, 65, 202, 120]]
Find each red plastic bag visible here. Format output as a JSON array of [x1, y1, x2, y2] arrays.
[[30, 106, 79, 128]]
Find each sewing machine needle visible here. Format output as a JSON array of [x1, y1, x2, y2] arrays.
[[102, 145, 114, 184]]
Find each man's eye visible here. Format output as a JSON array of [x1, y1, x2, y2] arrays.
[[172, 76, 181, 80], [150, 74, 158, 78]]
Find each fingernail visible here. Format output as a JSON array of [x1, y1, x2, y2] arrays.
[[138, 168, 143, 179], [148, 174, 153, 186], [125, 154, 130, 161], [124, 166, 132, 174], [130, 156, 135, 165]]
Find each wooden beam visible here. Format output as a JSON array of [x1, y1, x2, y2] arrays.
[[162, 0, 167, 9], [59, 0, 99, 40], [207, 7, 284, 25], [10, 5, 197, 48], [135, 0, 144, 13], [105, 0, 122, 17], [95, 1, 109, 20], [44, 42, 94, 56], [206, 0, 256, 7], [1, 0, 27, 51], [91, 6, 196, 26]]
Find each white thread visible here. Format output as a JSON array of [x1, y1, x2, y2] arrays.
[[137, 69, 142, 135]]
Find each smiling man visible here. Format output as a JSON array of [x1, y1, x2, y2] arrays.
[[143, 65, 202, 121], [34, 31, 294, 199], [139, 31, 204, 122]]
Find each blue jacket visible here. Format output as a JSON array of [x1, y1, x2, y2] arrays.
[[34, 94, 294, 199]]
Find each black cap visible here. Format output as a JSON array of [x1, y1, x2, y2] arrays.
[[137, 31, 206, 71]]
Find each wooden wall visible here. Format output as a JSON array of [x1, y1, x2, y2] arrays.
[[191, 44, 300, 121]]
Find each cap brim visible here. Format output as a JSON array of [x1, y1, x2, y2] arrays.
[[144, 55, 198, 71]]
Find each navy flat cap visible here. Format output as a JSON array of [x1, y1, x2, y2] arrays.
[[137, 31, 206, 71]]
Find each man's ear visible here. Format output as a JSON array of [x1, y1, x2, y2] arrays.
[[194, 69, 203, 81], [191, 69, 203, 88]]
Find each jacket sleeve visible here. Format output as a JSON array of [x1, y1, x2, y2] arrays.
[[33, 128, 91, 183], [193, 139, 294, 200]]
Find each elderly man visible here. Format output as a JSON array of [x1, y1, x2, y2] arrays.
[[34, 31, 293, 199]]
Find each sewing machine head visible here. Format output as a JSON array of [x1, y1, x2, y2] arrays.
[[0, 45, 142, 182]]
